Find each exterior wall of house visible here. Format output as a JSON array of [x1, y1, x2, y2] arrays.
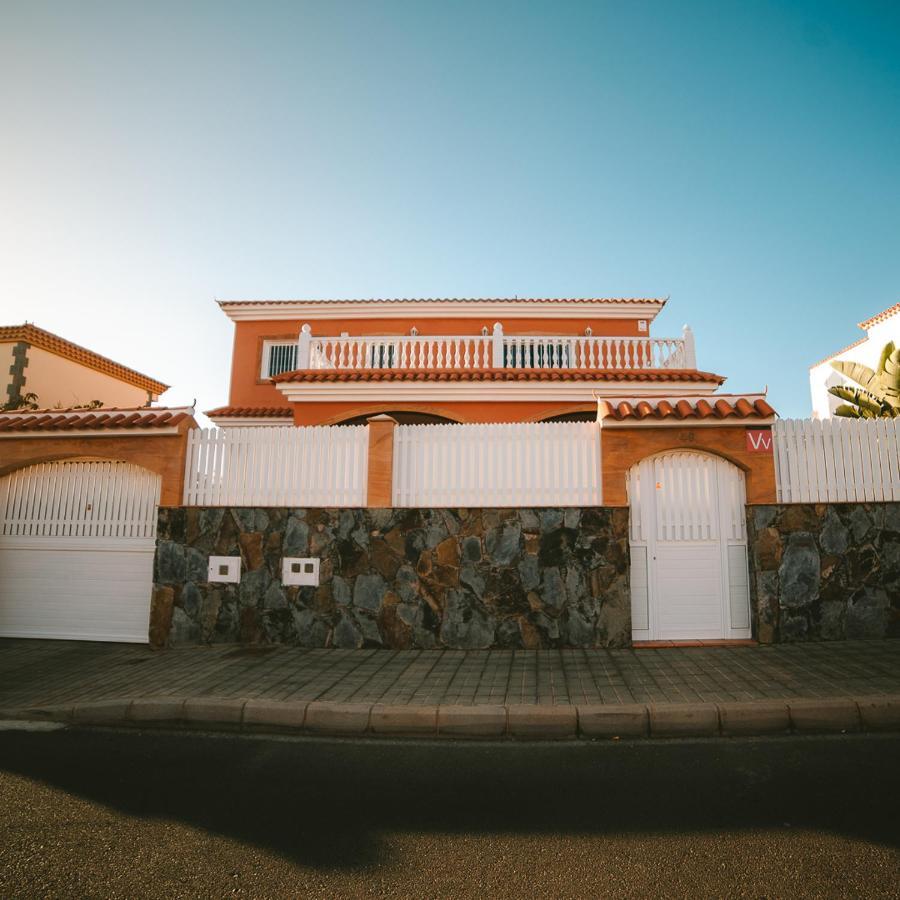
[[152, 506, 631, 650], [0, 342, 20, 405], [0, 431, 191, 506], [228, 315, 645, 411], [12, 345, 150, 410], [600, 425, 777, 506], [748, 503, 900, 642], [810, 316, 899, 418]]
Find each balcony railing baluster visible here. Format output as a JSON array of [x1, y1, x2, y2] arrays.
[[303, 329, 690, 373]]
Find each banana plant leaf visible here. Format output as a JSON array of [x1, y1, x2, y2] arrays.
[[833, 403, 866, 418], [876, 341, 895, 375], [828, 384, 884, 414], [881, 346, 900, 402], [830, 359, 880, 392]]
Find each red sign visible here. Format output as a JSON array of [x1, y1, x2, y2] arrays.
[[746, 429, 773, 453]]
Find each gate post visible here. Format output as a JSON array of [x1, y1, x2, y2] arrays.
[[366, 415, 397, 507]]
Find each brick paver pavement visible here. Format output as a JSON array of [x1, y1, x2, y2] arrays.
[[1, 639, 898, 711]]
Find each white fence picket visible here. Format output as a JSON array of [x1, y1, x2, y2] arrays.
[[182, 425, 369, 506], [774, 418, 900, 503], [0, 461, 160, 538], [391, 421, 602, 507]]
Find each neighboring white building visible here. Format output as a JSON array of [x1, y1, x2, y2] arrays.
[[810, 303, 900, 419]]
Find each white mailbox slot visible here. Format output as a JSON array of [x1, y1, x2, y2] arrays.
[[208, 555, 241, 584], [282, 557, 320, 586]]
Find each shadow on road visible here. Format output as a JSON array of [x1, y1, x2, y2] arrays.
[[1, 728, 897, 871]]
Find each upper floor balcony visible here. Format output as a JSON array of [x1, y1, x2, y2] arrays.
[[262, 323, 697, 379]]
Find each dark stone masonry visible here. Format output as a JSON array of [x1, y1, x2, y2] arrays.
[[153, 507, 631, 649], [747, 503, 900, 643]]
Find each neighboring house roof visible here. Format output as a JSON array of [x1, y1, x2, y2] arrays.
[[0, 406, 193, 433], [598, 395, 775, 422], [0, 324, 169, 395], [272, 368, 726, 385], [858, 302, 900, 331], [205, 405, 293, 418]]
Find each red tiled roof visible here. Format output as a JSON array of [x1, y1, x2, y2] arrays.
[[220, 297, 667, 307], [272, 368, 726, 385], [0, 324, 169, 395], [205, 406, 293, 418], [598, 395, 776, 422], [858, 302, 900, 330], [0, 406, 193, 432]]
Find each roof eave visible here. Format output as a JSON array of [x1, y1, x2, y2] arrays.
[[218, 297, 668, 323]]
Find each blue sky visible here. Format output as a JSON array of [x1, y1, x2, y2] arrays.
[[1, 0, 898, 421]]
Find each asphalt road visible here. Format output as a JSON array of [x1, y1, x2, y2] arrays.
[[0, 726, 898, 899]]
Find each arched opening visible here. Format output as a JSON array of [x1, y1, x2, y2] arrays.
[[540, 410, 597, 423], [627, 450, 751, 642], [331, 410, 461, 426]]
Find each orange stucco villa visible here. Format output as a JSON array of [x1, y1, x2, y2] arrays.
[[207, 297, 774, 432]]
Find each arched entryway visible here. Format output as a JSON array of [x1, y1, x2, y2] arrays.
[[627, 450, 751, 641], [539, 410, 596, 423], [0, 459, 161, 643], [331, 410, 460, 426]]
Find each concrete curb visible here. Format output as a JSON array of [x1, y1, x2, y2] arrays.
[[3, 696, 899, 741]]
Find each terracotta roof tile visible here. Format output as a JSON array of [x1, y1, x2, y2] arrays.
[[205, 406, 293, 418], [858, 302, 900, 330], [0, 406, 193, 433], [598, 395, 776, 422], [272, 368, 726, 385], [0, 324, 169, 395]]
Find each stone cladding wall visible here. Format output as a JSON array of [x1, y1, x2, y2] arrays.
[[152, 507, 631, 649], [748, 503, 900, 642]]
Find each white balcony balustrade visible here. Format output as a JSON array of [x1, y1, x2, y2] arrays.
[[290, 323, 696, 373]]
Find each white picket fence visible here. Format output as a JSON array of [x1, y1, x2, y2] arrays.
[[183, 426, 369, 506], [0, 461, 161, 538], [391, 421, 602, 507], [774, 418, 900, 503]]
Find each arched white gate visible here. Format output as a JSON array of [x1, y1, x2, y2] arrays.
[[0, 460, 160, 643], [628, 451, 751, 641]]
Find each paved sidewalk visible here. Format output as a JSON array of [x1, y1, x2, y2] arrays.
[[1, 638, 898, 710]]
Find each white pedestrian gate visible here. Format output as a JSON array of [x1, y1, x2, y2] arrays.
[[0, 461, 160, 643], [628, 451, 751, 641]]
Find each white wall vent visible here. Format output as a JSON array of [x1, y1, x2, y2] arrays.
[[282, 557, 320, 586], [208, 556, 241, 583]]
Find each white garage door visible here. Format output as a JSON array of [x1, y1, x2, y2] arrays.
[[0, 461, 160, 643], [628, 451, 751, 642]]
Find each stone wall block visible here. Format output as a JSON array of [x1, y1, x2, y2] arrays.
[[148, 585, 175, 648], [778, 534, 820, 610], [353, 573, 387, 612], [283, 516, 309, 557], [747, 503, 899, 642], [155, 541, 186, 585], [485, 521, 522, 566], [156, 505, 629, 647], [819, 508, 849, 556], [779, 506, 821, 533], [755, 528, 783, 571]]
